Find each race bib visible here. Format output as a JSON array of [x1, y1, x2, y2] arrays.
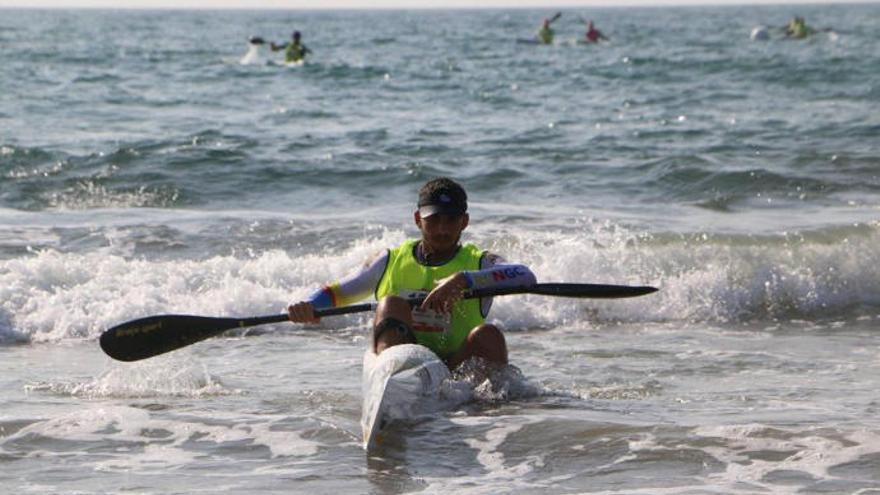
[[400, 289, 451, 334]]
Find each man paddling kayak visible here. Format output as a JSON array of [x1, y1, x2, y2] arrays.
[[270, 30, 311, 63], [288, 178, 536, 370], [536, 12, 562, 45], [584, 20, 609, 43], [785, 16, 814, 39]]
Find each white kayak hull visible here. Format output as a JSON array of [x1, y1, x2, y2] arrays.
[[360, 344, 451, 450]]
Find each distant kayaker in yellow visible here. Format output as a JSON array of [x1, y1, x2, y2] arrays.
[[287, 178, 537, 370], [536, 12, 562, 45], [785, 16, 813, 39], [270, 31, 311, 63]]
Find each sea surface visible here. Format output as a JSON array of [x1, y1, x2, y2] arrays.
[[2, 4, 880, 494]]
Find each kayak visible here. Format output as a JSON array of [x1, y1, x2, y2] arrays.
[[750, 25, 771, 41], [360, 344, 452, 450], [265, 59, 306, 68], [749, 24, 836, 42]]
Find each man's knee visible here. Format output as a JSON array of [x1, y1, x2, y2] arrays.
[[372, 317, 416, 354], [373, 297, 416, 354], [469, 323, 503, 343], [467, 324, 507, 362]]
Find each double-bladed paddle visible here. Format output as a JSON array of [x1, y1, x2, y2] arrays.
[[99, 282, 657, 362]]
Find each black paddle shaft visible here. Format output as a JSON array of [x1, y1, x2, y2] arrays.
[[99, 282, 657, 362]]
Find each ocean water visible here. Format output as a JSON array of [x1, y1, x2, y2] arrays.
[[1, 4, 880, 494]]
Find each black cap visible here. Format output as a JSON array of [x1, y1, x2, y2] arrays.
[[417, 178, 467, 217]]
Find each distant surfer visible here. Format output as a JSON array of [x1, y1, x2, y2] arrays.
[[271, 31, 311, 64], [536, 12, 561, 45], [583, 20, 608, 43]]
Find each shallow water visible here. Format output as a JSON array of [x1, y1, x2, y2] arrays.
[[1, 5, 880, 494]]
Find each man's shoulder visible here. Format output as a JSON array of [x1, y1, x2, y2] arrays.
[[356, 249, 390, 272], [480, 251, 508, 267], [460, 241, 487, 254]]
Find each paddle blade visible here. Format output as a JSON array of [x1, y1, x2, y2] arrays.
[[527, 283, 658, 299], [467, 283, 658, 300], [100, 314, 245, 362]]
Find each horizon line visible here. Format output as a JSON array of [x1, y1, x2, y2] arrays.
[[2, 0, 878, 10]]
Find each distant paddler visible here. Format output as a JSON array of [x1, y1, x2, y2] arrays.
[[536, 12, 562, 45], [583, 19, 609, 43], [287, 177, 537, 371], [785, 16, 814, 39], [270, 30, 311, 64]]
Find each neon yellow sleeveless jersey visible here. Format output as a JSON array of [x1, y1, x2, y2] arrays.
[[375, 239, 485, 360], [285, 43, 306, 62]]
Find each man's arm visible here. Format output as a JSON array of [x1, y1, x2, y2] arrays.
[[420, 252, 536, 316], [472, 252, 536, 317], [288, 251, 389, 323], [465, 252, 537, 290]]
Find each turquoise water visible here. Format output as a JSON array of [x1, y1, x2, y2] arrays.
[[1, 5, 880, 494]]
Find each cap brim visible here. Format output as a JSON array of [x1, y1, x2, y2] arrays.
[[418, 205, 466, 217]]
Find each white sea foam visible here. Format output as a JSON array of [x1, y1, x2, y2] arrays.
[[479, 220, 880, 326], [239, 44, 265, 66], [26, 358, 237, 399], [47, 181, 179, 210], [2, 221, 878, 343], [0, 405, 324, 473], [690, 424, 880, 492]]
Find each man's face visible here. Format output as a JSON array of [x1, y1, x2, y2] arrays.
[[415, 211, 469, 252]]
